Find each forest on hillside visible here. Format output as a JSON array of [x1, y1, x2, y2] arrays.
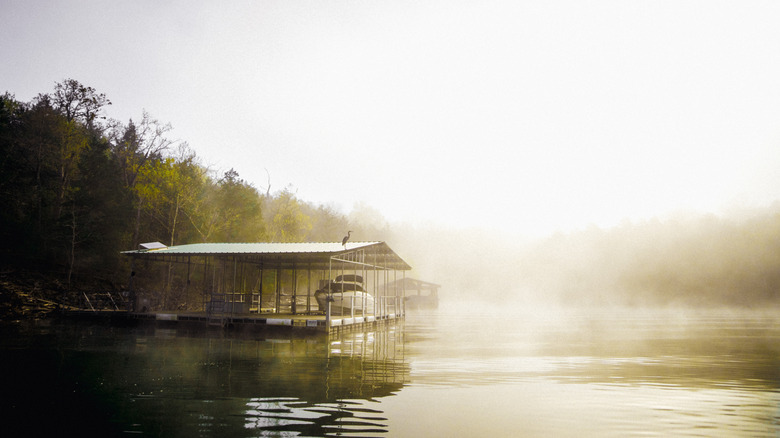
[[2, 79, 779, 312], [0, 79, 390, 296], [511, 211, 780, 307]]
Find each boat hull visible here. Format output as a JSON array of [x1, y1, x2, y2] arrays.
[[315, 290, 374, 315]]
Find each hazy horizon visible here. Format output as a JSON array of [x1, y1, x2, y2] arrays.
[[4, 1, 780, 238]]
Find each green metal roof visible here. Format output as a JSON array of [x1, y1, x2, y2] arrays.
[[123, 241, 379, 255], [122, 241, 411, 270]]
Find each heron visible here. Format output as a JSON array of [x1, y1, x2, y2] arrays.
[[342, 230, 352, 247]]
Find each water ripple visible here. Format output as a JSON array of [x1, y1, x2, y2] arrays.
[[244, 397, 388, 436]]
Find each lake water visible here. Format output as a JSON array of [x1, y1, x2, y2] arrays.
[[1, 304, 778, 437]]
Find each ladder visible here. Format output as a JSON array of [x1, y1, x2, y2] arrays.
[[207, 293, 227, 327]]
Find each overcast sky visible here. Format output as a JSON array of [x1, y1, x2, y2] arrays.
[[4, 0, 780, 236]]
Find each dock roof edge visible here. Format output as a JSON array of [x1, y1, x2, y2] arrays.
[[121, 241, 412, 270]]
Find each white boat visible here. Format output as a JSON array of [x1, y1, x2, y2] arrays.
[[315, 275, 375, 315]]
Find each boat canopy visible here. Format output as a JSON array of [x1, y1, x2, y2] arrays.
[[122, 241, 412, 271]]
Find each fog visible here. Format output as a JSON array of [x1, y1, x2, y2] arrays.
[[378, 203, 780, 314], [5, 1, 780, 241]]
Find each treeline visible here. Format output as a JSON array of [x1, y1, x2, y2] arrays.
[[511, 211, 780, 307], [389, 208, 780, 308], [0, 79, 381, 290]]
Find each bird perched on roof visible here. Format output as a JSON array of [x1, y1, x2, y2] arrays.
[[342, 230, 352, 247]]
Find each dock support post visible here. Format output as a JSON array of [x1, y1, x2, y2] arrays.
[[292, 265, 297, 315], [275, 266, 281, 313], [326, 258, 331, 329], [128, 257, 136, 312], [306, 264, 311, 313]]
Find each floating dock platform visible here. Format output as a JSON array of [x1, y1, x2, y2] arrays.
[[63, 310, 400, 335], [130, 311, 401, 335]]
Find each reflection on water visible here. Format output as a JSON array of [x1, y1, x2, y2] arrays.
[[243, 397, 389, 436], [391, 308, 780, 437], [402, 309, 780, 390], [0, 322, 407, 437], [0, 307, 778, 437]]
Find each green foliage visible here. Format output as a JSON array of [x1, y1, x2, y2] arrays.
[[307, 204, 350, 242], [135, 151, 206, 246], [189, 169, 267, 242], [267, 187, 312, 242], [0, 79, 361, 291], [70, 134, 133, 274], [209, 169, 266, 242]]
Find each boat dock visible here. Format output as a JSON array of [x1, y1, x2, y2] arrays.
[[118, 241, 412, 335]]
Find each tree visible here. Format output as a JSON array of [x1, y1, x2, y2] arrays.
[[108, 111, 175, 247], [51, 78, 111, 129], [136, 144, 205, 246], [191, 169, 266, 242], [0, 93, 38, 261], [8, 94, 66, 263], [69, 134, 132, 278], [28, 80, 112, 222], [307, 203, 349, 242], [268, 187, 312, 242], [109, 110, 174, 189]]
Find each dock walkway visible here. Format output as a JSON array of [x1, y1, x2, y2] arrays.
[[64, 310, 399, 335]]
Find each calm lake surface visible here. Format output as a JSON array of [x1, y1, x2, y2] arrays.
[[1, 304, 778, 437]]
